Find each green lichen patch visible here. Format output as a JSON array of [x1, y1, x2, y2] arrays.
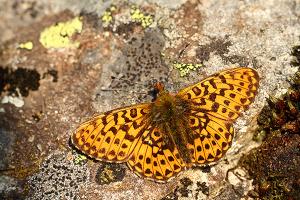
[[39, 16, 83, 49], [72, 151, 88, 165], [130, 6, 153, 29], [95, 163, 126, 185], [19, 41, 33, 50], [101, 5, 116, 27], [173, 62, 202, 77]]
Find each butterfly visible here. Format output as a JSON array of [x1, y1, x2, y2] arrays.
[[71, 67, 259, 182]]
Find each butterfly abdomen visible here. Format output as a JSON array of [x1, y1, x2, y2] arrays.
[[164, 120, 194, 164]]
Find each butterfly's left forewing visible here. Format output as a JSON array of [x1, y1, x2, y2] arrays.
[[177, 67, 259, 164]]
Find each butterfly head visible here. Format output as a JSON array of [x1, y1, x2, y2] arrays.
[[150, 82, 190, 124], [153, 82, 165, 93], [149, 82, 167, 102]]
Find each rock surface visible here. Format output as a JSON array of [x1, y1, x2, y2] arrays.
[[0, 0, 299, 199]]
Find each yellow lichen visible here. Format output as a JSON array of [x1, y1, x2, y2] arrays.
[[173, 62, 203, 77], [19, 41, 33, 50], [102, 11, 113, 25], [39, 16, 83, 49], [73, 152, 87, 165], [130, 6, 153, 28], [101, 5, 116, 26]]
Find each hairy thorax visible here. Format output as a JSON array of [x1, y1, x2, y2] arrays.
[[150, 90, 194, 164], [150, 91, 190, 124]]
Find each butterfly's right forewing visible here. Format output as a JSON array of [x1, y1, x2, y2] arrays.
[[72, 104, 151, 162]]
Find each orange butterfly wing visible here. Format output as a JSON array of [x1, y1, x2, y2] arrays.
[[72, 104, 186, 181], [72, 104, 151, 162], [72, 67, 259, 182], [127, 126, 186, 182], [176, 67, 259, 164]]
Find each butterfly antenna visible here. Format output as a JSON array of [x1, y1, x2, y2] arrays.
[[177, 43, 190, 59], [100, 88, 128, 92]]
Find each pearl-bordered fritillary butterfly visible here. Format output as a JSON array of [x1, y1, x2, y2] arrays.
[[71, 67, 259, 182]]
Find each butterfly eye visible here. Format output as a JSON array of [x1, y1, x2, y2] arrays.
[[148, 89, 159, 102]]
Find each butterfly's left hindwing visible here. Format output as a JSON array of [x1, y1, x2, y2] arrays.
[[127, 127, 186, 182]]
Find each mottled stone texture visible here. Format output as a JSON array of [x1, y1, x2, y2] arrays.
[[0, 0, 299, 199]]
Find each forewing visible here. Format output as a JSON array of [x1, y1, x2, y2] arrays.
[[178, 67, 259, 121], [127, 127, 186, 182], [72, 104, 151, 162], [177, 67, 259, 164]]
